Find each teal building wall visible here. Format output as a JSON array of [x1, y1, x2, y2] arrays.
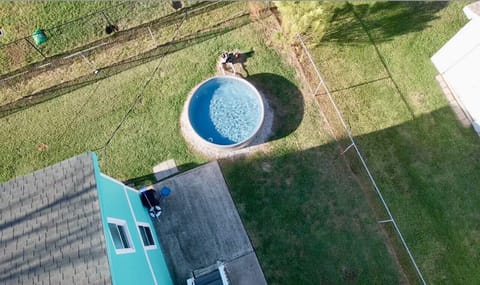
[[91, 153, 173, 285]]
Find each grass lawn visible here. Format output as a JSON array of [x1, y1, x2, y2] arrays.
[[0, 2, 249, 108], [306, 2, 480, 283], [0, 1, 113, 43], [0, 6, 405, 285], [0, 1, 173, 74], [221, 94, 403, 284]]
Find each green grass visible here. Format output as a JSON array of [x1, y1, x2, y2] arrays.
[[0, 1, 112, 43], [221, 99, 403, 284], [0, 1, 173, 73], [0, 7, 404, 284], [307, 2, 480, 283], [0, 2, 250, 106], [4, 1, 477, 284]]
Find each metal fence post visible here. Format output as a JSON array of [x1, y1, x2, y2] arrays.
[[296, 34, 427, 285], [24, 38, 46, 59]]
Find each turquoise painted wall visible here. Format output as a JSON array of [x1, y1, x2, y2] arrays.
[[91, 153, 173, 285], [125, 187, 174, 285]]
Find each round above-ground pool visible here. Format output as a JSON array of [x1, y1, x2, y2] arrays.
[[186, 76, 264, 149]]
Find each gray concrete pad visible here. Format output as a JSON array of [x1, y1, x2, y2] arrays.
[[225, 252, 267, 285], [153, 159, 179, 181], [152, 161, 266, 285]]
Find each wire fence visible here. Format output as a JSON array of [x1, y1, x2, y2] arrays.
[[98, 12, 188, 155], [0, 1, 252, 160], [0, 1, 247, 114], [0, 1, 174, 76], [295, 34, 427, 285], [0, 3, 426, 282]]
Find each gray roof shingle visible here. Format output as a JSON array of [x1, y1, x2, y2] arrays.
[[0, 153, 111, 285]]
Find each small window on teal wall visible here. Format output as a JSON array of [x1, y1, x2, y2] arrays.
[[107, 217, 135, 254], [137, 222, 156, 250]]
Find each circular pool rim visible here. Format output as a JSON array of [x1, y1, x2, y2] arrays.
[[185, 75, 265, 150]]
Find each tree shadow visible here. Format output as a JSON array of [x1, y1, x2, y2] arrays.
[[321, 1, 449, 45], [123, 162, 201, 187], [246, 73, 304, 140], [220, 106, 480, 284], [123, 173, 157, 187]]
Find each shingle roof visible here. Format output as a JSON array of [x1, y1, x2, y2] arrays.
[[0, 153, 111, 285]]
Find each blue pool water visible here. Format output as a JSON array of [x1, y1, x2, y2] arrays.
[[188, 77, 263, 146]]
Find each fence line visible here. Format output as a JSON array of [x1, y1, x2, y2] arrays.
[[0, 2, 135, 48], [296, 34, 427, 285], [0, 1, 174, 76], [0, 1, 235, 82], [0, 1, 248, 118], [100, 12, 188, 152]]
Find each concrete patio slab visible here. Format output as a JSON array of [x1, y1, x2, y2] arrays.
[[153, 159, 179, 181], [152, 161, 266, 285], [224, 252, 267, 285]]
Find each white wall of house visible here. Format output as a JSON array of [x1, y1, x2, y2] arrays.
[[431, 4, 480, 134]]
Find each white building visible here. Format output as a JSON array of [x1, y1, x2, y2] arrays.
[[431, 2, 480, 134]]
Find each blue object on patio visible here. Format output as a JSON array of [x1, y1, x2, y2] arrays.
[[160, 186, 171, 197]]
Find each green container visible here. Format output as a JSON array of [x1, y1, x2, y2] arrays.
[[32, 28, 47, 45]]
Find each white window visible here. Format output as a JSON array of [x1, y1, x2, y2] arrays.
[[137, 222, 156, 250], [107, 218, 135, 254]]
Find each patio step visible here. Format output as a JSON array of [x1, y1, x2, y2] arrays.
[[152, 159, 179, 182]]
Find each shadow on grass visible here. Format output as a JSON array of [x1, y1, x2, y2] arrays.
[[123, 162, 201, 187], [220, 106, 480, 284], [247, 73, 304, 140], [123, 173, 157, 187], [220, 128, 403, 284], [177, 162, 201, 172], [320, 2, 437, 118], [322, 2, 448, 45], [0, 12, 252, 119], [316, 76, 390, 96]]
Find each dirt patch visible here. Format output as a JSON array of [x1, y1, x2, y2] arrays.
[[5, 42, 27, 70]]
